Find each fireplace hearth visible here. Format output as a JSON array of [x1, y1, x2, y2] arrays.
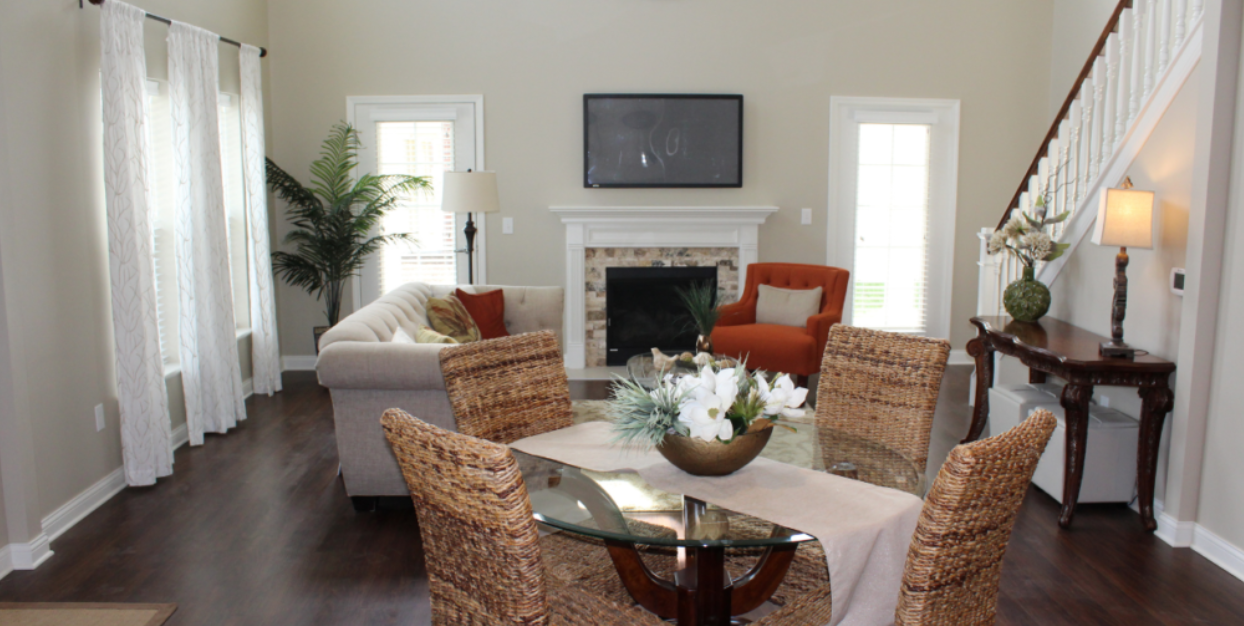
[[606, 266, 717, 365]]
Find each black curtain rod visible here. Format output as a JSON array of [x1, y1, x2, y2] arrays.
[[85, 0, 268, 58]]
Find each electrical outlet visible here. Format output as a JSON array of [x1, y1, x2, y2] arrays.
[[94, 404, 105, 432], [502, 217, 514, 234], [801, 208, 812, 225]]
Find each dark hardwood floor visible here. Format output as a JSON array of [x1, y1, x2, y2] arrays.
[[1, 369, 1242, 625]]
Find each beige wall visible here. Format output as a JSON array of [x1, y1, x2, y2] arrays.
[[1197, 25, 1244, 550], [0, 0, 268, 521], [1048, 0, 1119, 116], [265, 0, 1056, 356]]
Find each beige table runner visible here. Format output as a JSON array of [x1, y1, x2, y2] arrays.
[[510, 422, 922, 626]]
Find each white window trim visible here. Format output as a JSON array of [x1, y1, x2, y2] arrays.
[[827, 96, 960, 340], [346, 95, 487, 314]]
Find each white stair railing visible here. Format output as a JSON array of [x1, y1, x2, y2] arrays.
[[978, 0, 1205, 317]]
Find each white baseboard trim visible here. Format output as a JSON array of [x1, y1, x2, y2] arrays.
[[243, 377, 254, 399], [282, 355, 317, 371], [41, 467, 126, 543], [1192, 524, 1244, 583], [172, 423, 189, 450], [7, 533, 52, 570], [948, 349, 972, 366], [0, 544, 12, 580], [1147, 500, 1244, 583]]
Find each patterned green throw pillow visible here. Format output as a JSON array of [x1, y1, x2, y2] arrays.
[[426, 295, 482, 343], [415, 325, 459, 345]]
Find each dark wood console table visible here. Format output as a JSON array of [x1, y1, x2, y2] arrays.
[[965, 316, 1175, 531]]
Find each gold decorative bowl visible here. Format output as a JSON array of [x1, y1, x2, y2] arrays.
[[657, 428, 774, 476]]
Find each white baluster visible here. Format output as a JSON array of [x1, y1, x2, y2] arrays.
[[1090, 57, 1107, 183], [1158, 0, 1172, 72], [1102, 36, 1120, 161], [1068, 99, 1083, 204], [1130, 0, 1145, 120], [1144, 0, 1158, 96], [1055, 120, 1071, 220], [1079, 90, 1094, 199], [1116, 10, 1133, 145], [1036, 158, 1049, 216], [1173, 0, 1187, 47], [1191, 0, 1204, 21]]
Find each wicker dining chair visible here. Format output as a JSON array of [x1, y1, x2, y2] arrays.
[[439, 330, 573, 444], [895, 408, 1057, 626], [380, 408, 664, 626], [816, 325, 951, 473]]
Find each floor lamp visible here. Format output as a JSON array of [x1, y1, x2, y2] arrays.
[[441, 170, 499, 285], [1092, 180, 1154, 359]]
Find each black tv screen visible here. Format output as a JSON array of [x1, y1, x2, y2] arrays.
[[584, 94, 742, 188]]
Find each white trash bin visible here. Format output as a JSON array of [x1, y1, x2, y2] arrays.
[[987, 384, 1060, 435], [1031, 404, 1139, 504]]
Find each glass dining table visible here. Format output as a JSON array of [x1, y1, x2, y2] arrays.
[[514, 426, 926, 626]]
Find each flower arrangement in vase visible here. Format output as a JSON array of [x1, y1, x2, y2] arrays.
[[987, 196, 1071, 322], [675, 280, 721, 354], [608, 362, 807, 476]]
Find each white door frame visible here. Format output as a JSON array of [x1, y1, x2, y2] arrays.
[[346, 95, 487, 313], [827, 96, 960, 339]]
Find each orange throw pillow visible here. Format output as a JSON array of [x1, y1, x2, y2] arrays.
[[455, 289, 510, 340]]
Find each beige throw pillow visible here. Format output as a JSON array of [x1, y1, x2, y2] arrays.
[[755, 284, 822, 327]]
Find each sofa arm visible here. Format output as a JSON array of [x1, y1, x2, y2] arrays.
[[316, 341, 449, 391], [717, 299, 756, 327], [806, 310, 843, 355]]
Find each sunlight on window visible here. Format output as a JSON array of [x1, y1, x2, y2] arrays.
[[376, 121, 456, 291], [852, 123, 931, 334]]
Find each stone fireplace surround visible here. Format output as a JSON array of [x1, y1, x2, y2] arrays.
[[551, 206, 778, 369]]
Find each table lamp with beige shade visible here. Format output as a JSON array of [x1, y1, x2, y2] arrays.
[[441, 170, 499, 284], [1092, 179, 1154, 358]]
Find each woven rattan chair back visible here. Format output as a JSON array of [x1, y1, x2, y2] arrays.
[[815, 325, 951, 472], [439, 330, 573, 444], [381, 408, 550, 625], [894, 409, 1057, 626]]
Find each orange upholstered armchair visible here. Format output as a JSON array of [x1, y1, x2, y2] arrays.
[[712, 263, 850, 380]]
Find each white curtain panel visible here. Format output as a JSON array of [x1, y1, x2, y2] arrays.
[[240, 45, 282, 396], [168, 22, 247, 445], [100, 0, 174, 486]]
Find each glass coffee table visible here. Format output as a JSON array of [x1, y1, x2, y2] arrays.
[[625, 352, 739, 389]]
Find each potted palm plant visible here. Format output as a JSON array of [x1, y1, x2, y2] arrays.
[[266, 123, 430, 351]]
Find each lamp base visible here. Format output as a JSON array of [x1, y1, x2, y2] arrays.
[[1100, 341, 1137, 359]]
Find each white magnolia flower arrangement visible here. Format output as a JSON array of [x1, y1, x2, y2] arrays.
[[609, 362, 808, 450], [987, 196, 1071, 267]]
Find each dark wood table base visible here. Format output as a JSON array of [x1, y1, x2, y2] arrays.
[[965, 317, 1175, 531], [604, 540, 798, 626]]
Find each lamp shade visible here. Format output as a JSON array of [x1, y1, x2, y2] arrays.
[[441, 171, 500, 214], [1092, 187, 1154, 249]]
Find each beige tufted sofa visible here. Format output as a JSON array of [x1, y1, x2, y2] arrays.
[[316, 283, 564, 507]]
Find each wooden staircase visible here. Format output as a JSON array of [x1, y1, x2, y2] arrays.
[[978, 0, 1205, 316]]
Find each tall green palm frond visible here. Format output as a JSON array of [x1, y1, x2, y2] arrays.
[[267, 122, 431, 326]]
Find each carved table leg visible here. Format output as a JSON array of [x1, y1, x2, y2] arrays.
[[1059, 384, 1094, 528], [963, 334, 994, 443], [677, 546, 729, 626], [1137, 382, 1175, 532]]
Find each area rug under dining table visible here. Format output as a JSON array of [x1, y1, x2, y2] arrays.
[[514, 415, 923, 626]]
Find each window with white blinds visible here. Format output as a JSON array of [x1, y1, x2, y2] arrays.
[[851, 123, 932, 333], [829, 97, 960, 340], [375, 121, 456, 290], [143, 80, 251, 368]]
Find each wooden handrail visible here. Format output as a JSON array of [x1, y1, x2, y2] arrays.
[[997, 0, 1133, 229]]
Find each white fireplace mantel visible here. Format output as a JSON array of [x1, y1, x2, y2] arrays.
[[551, 206, 778, 368]]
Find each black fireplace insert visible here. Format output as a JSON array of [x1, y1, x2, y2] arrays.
[[605, 266, 717, 366]]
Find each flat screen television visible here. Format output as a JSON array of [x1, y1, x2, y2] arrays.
[[584, 94, 743, 188]]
